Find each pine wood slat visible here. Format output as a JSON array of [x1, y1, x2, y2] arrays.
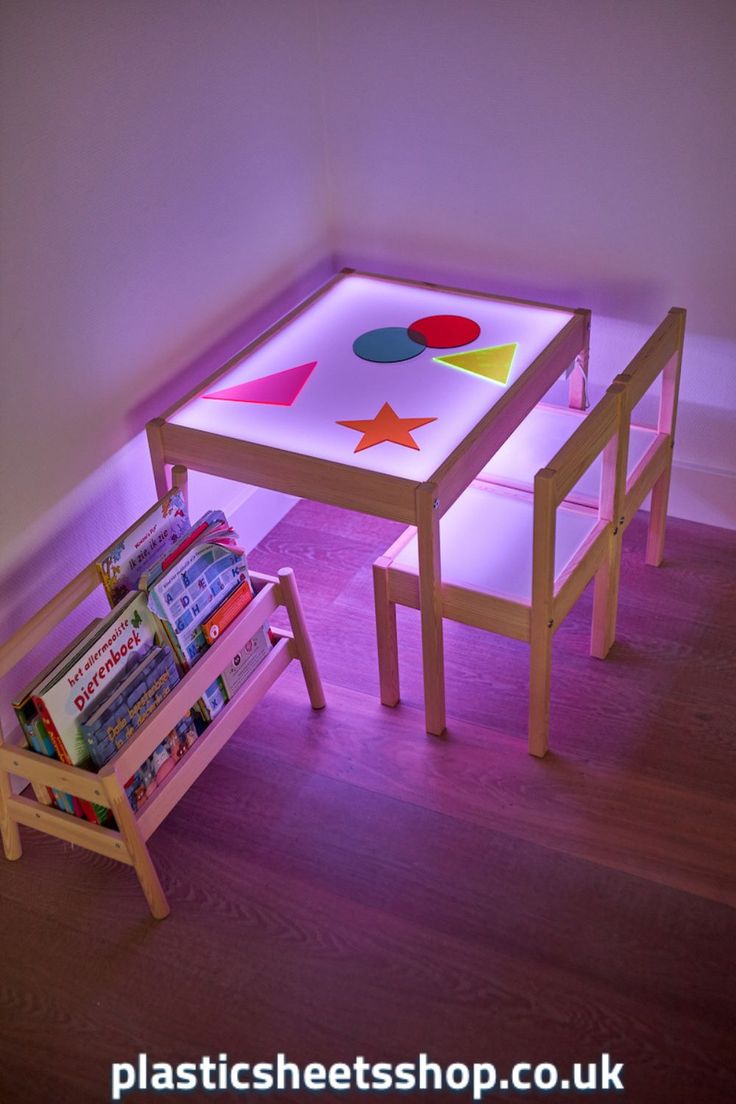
[[0, 745, 110, 806], [625, 434, 670, 518], [158, 421, 419, 523], [0, 564, 99, 680], [8, 794, 131, 864]]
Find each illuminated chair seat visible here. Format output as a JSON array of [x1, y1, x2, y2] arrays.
[[480, 404, 660, 509], [392, 484, 599, 604]]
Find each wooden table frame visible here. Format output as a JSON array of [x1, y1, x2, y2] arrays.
[[147, 269, 591, 735]]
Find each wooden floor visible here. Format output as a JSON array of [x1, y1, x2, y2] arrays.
[[1, 503, 734, 1103]]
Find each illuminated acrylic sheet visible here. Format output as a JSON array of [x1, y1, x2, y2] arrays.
[[170, 274, 575, 484], [480, 405, 659, 501], [394, 484, 599, 602]]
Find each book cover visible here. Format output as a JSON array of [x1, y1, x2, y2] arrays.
[[80, 644, 180, 769], [201, 576, 255, 644], [12, 617, 103, 717], [146, 539, 252, 721], [95, 489, 190, 607], [31, 591, 160, 767], [202, 574, 271, 697], [220, 630, 272, 698], [78, 641, 201, 817], [124, 714, 198, 814], [138, 509, 239, 593], [13, 616, 105, 819]]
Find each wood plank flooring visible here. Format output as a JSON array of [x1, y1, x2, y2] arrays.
[[0, 503, 734, 1102]]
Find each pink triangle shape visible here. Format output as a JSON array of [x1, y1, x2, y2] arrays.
[[203, 361, 316, 406]]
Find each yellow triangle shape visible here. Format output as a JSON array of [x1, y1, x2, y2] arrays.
[[434, 343, 517, 385]]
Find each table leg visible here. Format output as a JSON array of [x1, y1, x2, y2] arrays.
[[416, 483, 446, 736], [146, 418, 170, 500], [373, 556, 400, 706], [568, 309, 591, 410], [171, 464, 189, 511]]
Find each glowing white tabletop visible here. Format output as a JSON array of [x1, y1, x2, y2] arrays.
[[169, 273, 575, 484]]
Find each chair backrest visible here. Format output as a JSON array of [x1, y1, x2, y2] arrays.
[[531, 382, 628, 623], [615, 308, 686, 431], [613, 308, 686, 518]]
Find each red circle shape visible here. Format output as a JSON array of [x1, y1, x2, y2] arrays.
[[408, 314, 481, 349]]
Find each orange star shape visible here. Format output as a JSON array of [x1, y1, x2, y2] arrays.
[[337, 402, 437, 453]]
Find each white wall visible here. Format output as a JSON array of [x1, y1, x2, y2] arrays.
[[0, 0, 330, 564], [317, 0, 736, 528]]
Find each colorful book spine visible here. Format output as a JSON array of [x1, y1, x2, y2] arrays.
[[14, 705, 70, 814], [201, 577, 271, 698], [201, 577, 255, 643], [27, 699, 107, 824], [146, 541, 251, 721]]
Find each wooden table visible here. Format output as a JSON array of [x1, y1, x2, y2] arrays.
[[147, 269, 590, 735]]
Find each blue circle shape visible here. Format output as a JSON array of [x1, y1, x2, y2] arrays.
[[353, 326, 426, 363]]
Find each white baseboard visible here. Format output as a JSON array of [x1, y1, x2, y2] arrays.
[[230, 486, 300, 552], [669, 461, 736, 531], [184, 471, 299, 550]]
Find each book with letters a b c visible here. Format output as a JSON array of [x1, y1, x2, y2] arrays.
[[94, 488, 189, 607], [30, 591, 160, 766]]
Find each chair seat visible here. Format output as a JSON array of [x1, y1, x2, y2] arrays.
[[480, 403, 659, 502], [393, 484, 599, 603]]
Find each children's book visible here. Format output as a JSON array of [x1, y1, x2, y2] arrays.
[[80, 644, 179, 768], [220, 632, 272, 697], [202, 577, 272, 696], [94, 489, 190, 607], [201, 576, 255, 643], [29, 591, 161, 769], [138, 510, 240, 593], [16, 712, 84, 818], [143, 519, 256, 721], [13, 617, 104, 819], [125, 714, 198, 814], [78, 641, 201, 816]]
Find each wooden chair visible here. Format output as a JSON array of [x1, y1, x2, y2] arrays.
[[373, 309, 685, 756], [479, 308, 686, 565], [373, 382, 629, 757]]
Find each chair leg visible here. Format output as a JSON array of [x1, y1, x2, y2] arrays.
[[645, 463, 672, 566], [373, 558, 400, 707], [528, 627, 553, 758], [591, 530, 622, 659]]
